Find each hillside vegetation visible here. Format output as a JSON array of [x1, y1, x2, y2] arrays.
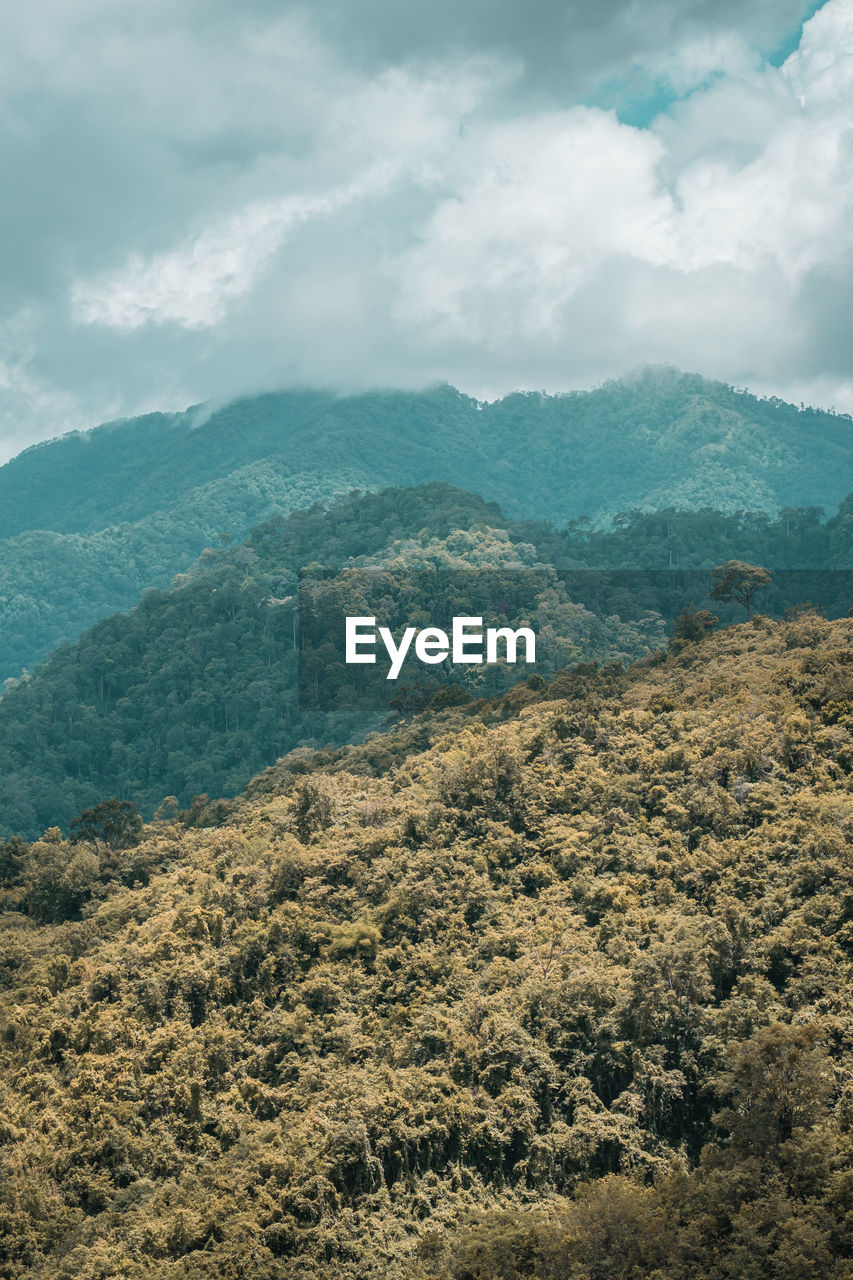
[[0, 463, 367, 683], [0, 485, 667, 839], [5, 480, 853, 841], [2, 366, 853, 678], [1, 615, 852, 1277]]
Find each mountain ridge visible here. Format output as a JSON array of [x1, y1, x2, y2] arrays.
[[2, 366, 852, 681], [5, 369, 851, 540], [4, 478, 853, 840]]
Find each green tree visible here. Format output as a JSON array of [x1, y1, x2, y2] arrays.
[[713, 1023, 832, 1152], [0, 834, 28, 882], [710, 560, 772, 619], [670, 605, 718, 651], [70, 798, 142, 850]]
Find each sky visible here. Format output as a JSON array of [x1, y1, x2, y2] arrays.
[[0, 0, 851, 459]]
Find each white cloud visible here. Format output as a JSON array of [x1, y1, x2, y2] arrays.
[[638, 32, 761, 94], [72, 172, 391, 330], [1, 0, 853, 458], [784, 0, 853, 103], [70, 56, 500, 331], [0, 309, 108, 459], [395, 110, 675, 342], [382, 0, 853, 405]]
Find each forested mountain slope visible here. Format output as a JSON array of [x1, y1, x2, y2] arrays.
[[2, 366, 852, 679], [1, 614, 852, 1277], [0, 463, 369, 683], [5, 480, 853, 841], [0, 485, 668, 839]]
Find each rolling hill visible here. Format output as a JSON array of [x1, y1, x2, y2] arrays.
[[0, 484, 666, 839], [1, 613, 851, 1277], [4, 479, 853, 841], [2, 367, 852, 681]]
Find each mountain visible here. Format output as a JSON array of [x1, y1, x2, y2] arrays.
[[1, 613, 852, 1277], [5, 479, 853, 842], [0, 484, 669, 840], [2, 367, 853, 680]]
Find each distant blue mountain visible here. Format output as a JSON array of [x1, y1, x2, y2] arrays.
[[1, 366, 851, 679]]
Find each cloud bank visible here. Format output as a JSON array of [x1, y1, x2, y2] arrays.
[[0, 0, 850, 458]]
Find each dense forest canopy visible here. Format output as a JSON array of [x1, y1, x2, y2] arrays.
[[4, 480, 853, 840], [0, 485, 665, 839], [1, 613, 852, 1276], [1, 367, 852, 680]]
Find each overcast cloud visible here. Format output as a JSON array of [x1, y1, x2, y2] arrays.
[[0, 0, 850, 458]]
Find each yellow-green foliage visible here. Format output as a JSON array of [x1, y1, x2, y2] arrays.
[[2, 615, 853, 1277]]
